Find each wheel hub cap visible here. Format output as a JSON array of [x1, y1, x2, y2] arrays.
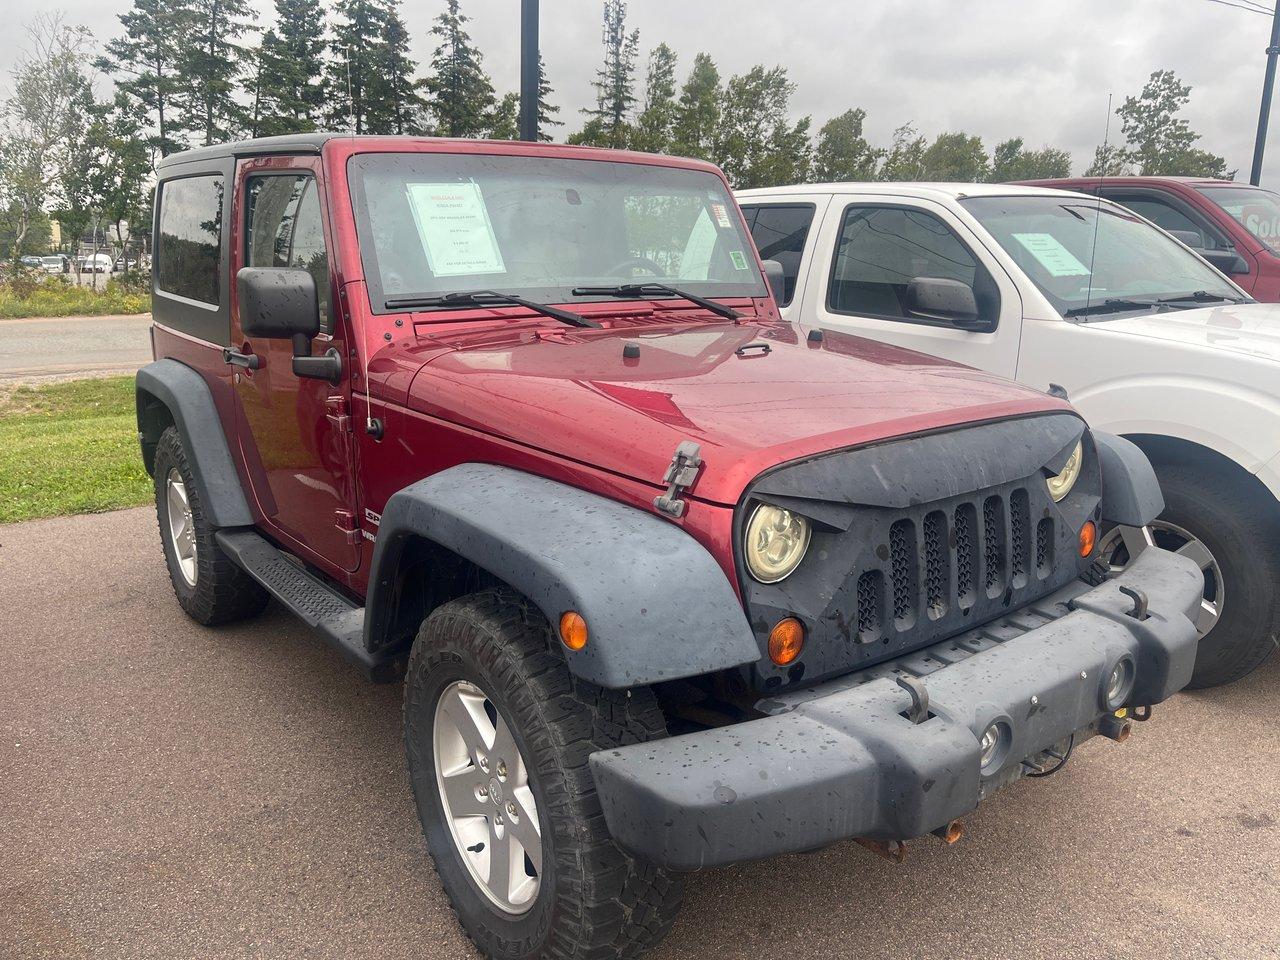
[[1099, 521, 1223, 637], [433, 680, 541, 915], [164, 468, 198, 588]]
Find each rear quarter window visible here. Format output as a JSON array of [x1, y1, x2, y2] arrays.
[[156, 175, 224, 305]]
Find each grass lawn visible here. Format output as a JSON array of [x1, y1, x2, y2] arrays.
[[0, 376, 152, 524], [0, 282, 151, 319]]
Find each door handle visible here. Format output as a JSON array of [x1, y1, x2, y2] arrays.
[[223, 347, 260, 370]]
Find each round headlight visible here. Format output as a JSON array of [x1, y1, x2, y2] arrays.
[[744, 504, 812, 583], [1046, 440, 1083, 503]]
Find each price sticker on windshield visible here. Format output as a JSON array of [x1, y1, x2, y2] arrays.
[[405, 182, 506, 277], [1012, 232, 1090, 277], [712, 203, 733, 229]]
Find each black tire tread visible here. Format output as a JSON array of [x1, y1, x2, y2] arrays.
[[152, 426, 269, 626], [404, 587, 683, 960]]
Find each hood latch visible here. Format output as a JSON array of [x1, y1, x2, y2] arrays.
[[654, 441, 703, 518]]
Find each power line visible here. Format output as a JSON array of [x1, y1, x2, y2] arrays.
[[1203, 0, 1272, 16]]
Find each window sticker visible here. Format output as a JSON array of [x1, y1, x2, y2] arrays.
[[1011, 232, 1090, 277], [729, 249, 749, 271], [711, 202, 733, 229], [405, 181, 506, 276]]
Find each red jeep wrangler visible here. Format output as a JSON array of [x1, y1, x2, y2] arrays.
[[137, 135, 1204, 959]]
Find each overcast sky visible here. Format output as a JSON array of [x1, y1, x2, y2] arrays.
[[4, 0, 1280, 182]]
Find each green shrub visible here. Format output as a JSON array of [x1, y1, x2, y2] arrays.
[[0, 274, 151, 318]]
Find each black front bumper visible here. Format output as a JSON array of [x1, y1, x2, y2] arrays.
[[589, 547, 1203, 871]]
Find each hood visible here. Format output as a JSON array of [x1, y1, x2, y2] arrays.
[[1094, 301, 1280, 362], [401, 321, 1073, 505]]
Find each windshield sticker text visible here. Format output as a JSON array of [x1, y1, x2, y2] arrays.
[[405, 182, 506, 277]]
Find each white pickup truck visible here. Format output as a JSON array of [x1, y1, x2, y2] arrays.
[[738, 182, 1280, 687]]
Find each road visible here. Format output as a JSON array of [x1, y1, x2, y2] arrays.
[[2, 507, 1278, 960], [0, 314, 152, 383]]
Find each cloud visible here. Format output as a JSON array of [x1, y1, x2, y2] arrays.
[[2, 0, 1277, 180]]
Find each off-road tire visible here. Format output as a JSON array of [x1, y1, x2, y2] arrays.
[[152, 426, 269, 625], [403, 588, 683, 960], [1156, 463, 1280, 688]]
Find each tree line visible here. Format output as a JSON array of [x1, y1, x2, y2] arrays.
[[0, 0, 1234, 259]]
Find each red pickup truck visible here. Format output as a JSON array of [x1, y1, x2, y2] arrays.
[[1022, 176, 1280, 302], [136, 135, 1203, 960]]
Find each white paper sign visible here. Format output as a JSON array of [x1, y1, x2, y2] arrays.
[[1012, 232, 1090, 277], [405, 182, 506, 277]]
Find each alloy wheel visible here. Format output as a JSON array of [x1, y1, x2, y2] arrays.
[[165, 468, 198, 588], [1099, 521, 1223, 637]]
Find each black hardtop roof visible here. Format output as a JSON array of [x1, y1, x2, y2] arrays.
[[155, 133, 338, 171]]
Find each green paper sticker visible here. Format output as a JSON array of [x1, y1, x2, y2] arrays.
[[729, 250, 749, 271], [405, 181, 505, 277], [1012, 232, 1090, 277]]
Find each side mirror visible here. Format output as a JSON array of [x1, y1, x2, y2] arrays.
[[760, 259, 787, 304], [1168, 229, 1205, 249], [236, 267, 341, 382], [906, 277, 983, 328], [1202, 249, 1251, 276]]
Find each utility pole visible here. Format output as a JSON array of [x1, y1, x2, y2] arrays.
[[518, 0, 539, 142], [1250, 0, 1280, 185]]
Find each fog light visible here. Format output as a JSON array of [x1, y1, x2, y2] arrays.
[[768, 617, 805, 665], [979, 720, 1009, 770], [1104, 657, 1135, 709]]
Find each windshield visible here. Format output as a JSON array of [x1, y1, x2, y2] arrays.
[[1196, 184, 1280, 253], [960, 195, 1241, 317], [348, 152, 765, 314]]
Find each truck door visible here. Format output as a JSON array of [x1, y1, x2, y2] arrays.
[[229, 156, 360, 573], [740, 196, 831, 322], [807, 196, 1023, 379]]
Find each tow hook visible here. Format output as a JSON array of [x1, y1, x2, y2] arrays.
[[1098, 713, 1132, 742], [855, 838, 907, 863]]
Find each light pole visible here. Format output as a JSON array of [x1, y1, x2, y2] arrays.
[[518, 0, 539, 142], [1252, 0, 1280, 185]]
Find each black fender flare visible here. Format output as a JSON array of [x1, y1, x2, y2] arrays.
[[366, 463, 759, 689], [135, 359, 253, 529], [1094, 431, 1165, 527]]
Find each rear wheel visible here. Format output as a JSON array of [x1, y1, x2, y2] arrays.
[[152, 426, 268, 626], [1099, 462, 1280, 688], [403, 588, 683, 960]]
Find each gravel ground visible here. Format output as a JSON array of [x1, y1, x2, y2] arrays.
[[2, 506, 1278, 960]]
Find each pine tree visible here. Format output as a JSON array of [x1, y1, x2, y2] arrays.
[[629, 43, 678, 153], [96, 0, 185, 157], [669, 53, 720, 161], [426, 0, 496, 138], [378, 1, 426, 135], [326, 0, 385, 134], [175, 0, 257, 145], [253, 0, 327, 137], [488, 92, 519, 140], [536, 56, 561, 141], [579, 0, 639, 147]]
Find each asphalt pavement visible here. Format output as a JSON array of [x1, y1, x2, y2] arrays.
[[0, 314, 153, 383], [2, 506, 1278, 960]]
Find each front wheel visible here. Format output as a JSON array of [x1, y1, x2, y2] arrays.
[[1099, 463, 1280, 688], [403, 588, 683, 960]]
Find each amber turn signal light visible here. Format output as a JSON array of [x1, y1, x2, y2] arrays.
[[559, 611, 588, 651], [1079, 520, 1097, 558], [768, 617, 805, 666]]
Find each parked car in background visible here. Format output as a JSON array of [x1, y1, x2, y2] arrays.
[[1021, 176, 1280, 302], [136, 136, 1203, 960], [739, 182, 1280, 688], [42, 255, 69, 274], [77, 253, 113, 273], [19, 255, 42, 269]]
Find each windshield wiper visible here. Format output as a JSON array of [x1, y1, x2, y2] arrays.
[[383, 290, 600, 328], [570, 282, 742, 321], [1150, 290, 1246, 305], [1062, 298, 1156, 318]]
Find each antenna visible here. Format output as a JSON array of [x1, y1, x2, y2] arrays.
[[1082, 93, 1112, 318]]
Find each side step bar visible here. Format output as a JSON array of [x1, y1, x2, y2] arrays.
[[214, 529, 402, 683]]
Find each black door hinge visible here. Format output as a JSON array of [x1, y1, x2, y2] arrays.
[[654, 441, 703, 518]]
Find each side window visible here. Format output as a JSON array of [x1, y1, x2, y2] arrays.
[[246, 175, 331, 331], [156, 175, 224, 305], [742, 204, 814, 306], [1108, 194, 1229, 252], [827, 205, 996, 325]]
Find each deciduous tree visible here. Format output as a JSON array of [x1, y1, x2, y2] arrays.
[[712, 65, 811, 188], [920, 131, 989, 181], [813, 108, 882, 182], [989, 137, 1071, 181], [1116, 69, 1228, 178], [669, 53, 720, 161], [878, 123, 927, 181], [629, 43, 678, 153]]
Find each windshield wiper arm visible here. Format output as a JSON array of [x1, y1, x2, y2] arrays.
[[383, 290, 600, 328], [1062, 298, 1155, 318], [1150, 290, 1246, 305], [570, 282, 742, 321]]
